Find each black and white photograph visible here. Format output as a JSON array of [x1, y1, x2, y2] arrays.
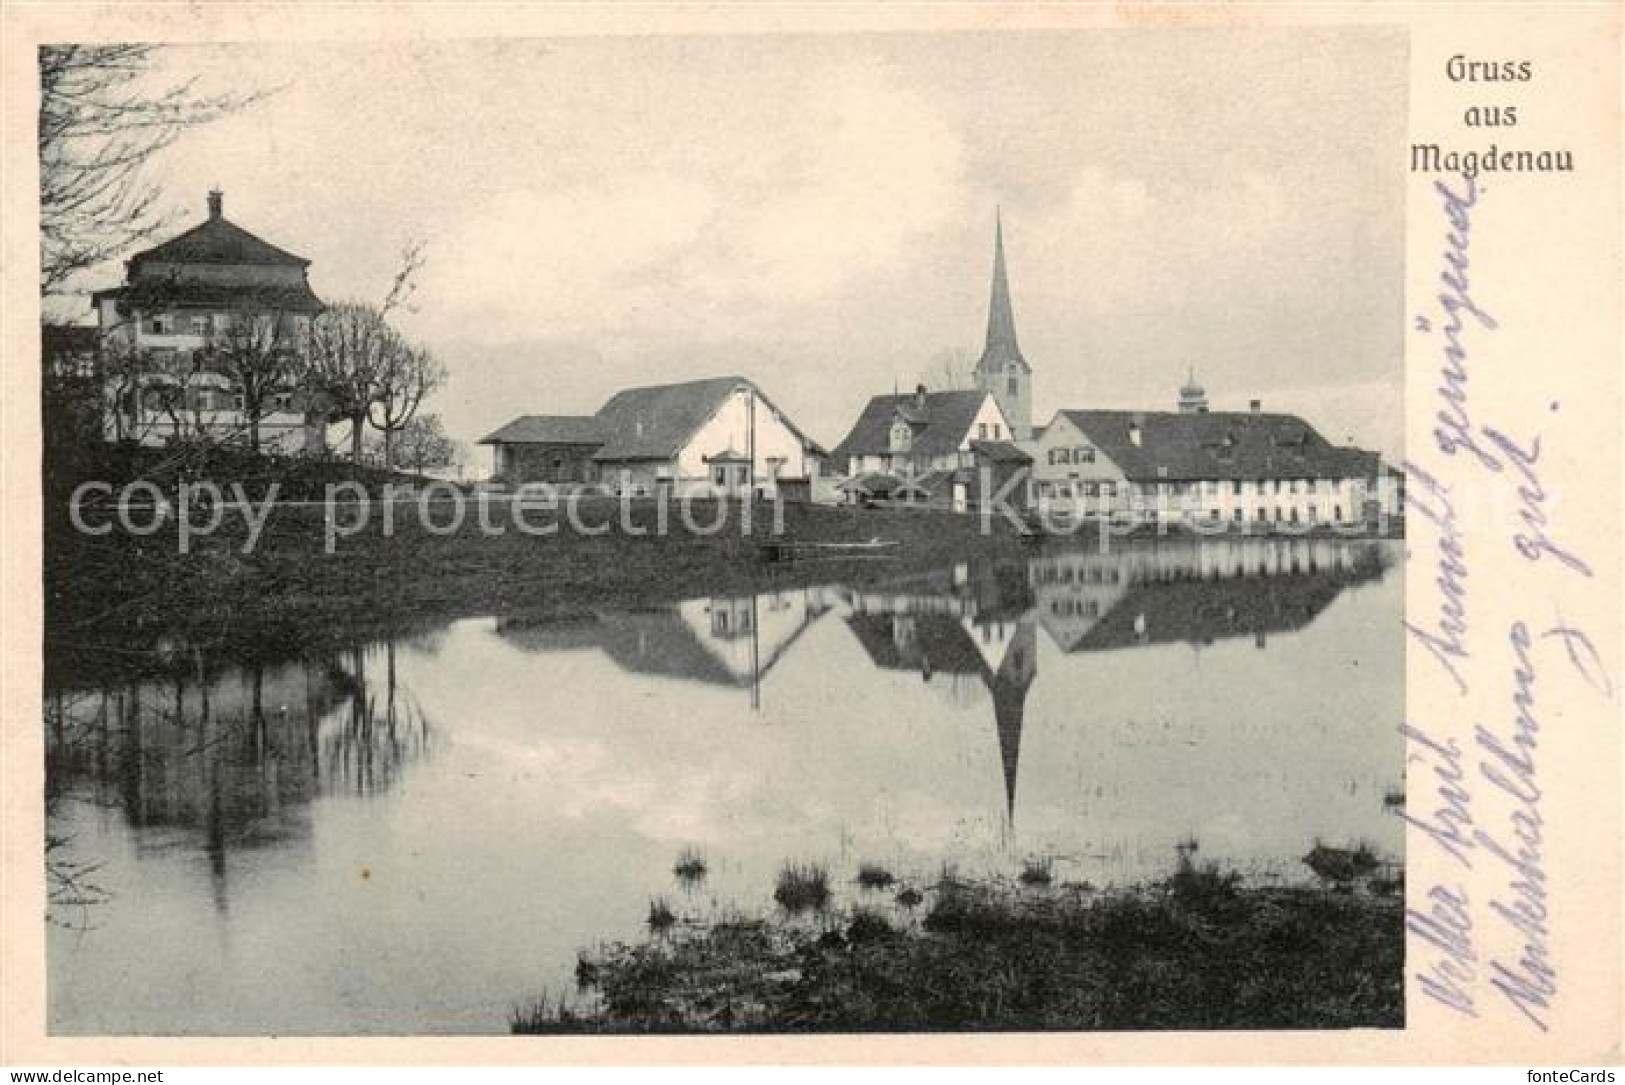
[[35, 25, 1420, 1038]]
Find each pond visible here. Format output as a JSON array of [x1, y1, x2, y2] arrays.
[[45, 536, 1403, 1034]]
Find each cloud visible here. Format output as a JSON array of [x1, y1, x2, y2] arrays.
[[419, 57, 969, 350]]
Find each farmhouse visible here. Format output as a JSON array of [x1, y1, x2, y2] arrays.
[[481, 375, 828, 498]]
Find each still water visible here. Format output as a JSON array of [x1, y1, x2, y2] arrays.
[[46, 537, 1403, 1034]]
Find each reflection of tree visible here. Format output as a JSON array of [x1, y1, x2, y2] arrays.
[[322, 641, 432, 797], [43, 639, 432, 917]]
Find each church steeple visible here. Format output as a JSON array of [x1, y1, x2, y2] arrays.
[[977, 211, 1029, 375], [973, 211, 1034, 440]]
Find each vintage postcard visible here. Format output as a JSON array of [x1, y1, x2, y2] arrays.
[[0, 1, 1618, 1068]]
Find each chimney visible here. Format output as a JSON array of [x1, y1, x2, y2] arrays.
[[1128, 415, 1143, 447], [914, 383, 928, 411], [1249, 398, 1262, 414], [208, 188, 223, 220]]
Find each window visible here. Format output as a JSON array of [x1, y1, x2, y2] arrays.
[[1101, 482, 1116, 498], [1234, 508, 1244, 522], [150, 313, 171, 334], [993, 423, 1002, 439], [189, 315, 209, 336], [1233, 480, 1244, 495], [978, 423, 988, 439], [713, 466, 726, 485], [1077, 447, 1096, 463], [1007, 376, 1019, 397]]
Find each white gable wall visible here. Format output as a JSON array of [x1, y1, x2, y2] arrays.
[[674, 385, 818, 491]]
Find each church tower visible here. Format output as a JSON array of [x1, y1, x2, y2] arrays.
[[973, 212, 1034, 441]]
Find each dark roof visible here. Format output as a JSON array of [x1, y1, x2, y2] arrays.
[[833, 389, 992, 460], [970, 439, 1032, 464], [95, 277, 325, 314], [129, 214, 310, 268], [1058, 563, 1363, 654], [1056, 409, 1378, 482], [479, 415, 605, 446], [592, 376, 824, 462]]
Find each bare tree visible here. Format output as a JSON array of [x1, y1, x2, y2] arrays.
[[38, 45, 268, 297], [305, 302, 392, 463], [208, 305, 307, 453], [368, 341, 445, 469], [392, 414, 456, 476], [929, 346, 974, 390]]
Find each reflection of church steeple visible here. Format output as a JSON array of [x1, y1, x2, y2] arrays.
[[843, 564, 1038, 827], [988, 617, 1037, 825]]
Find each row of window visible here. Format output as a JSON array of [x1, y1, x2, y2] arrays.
[[129, 389, 299, 413], [975, 421, 1005, 441], [1046, 447, 1097, 465], [1037, 477, 1359, 497]]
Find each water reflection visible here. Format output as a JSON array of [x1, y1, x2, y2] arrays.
[[46, 537, 1398, 1034], [46, 641, 431, 917]]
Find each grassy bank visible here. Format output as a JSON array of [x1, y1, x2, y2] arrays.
[[512, 854, 1404, 1033], [44, 494, 1026, 685]]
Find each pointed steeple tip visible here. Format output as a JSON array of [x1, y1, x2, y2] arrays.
[[977, 209, 1027, 374]]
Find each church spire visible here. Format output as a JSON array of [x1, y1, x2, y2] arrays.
[[977, 210, 1029, 374]]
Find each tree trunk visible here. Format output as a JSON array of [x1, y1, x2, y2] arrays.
[[350, 417, 364, 462], [382, 428, 394, 471]]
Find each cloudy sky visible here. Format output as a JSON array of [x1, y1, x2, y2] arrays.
[[91, 29, 1406, 456]]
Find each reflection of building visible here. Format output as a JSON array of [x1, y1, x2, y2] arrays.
[[91, 190, 329, 451], [1029, 539, 1388, 653], [481, 377, 829, 498], [495, 588, 835, 693]]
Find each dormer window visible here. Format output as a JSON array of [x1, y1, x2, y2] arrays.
[[889, 420, 913, 452]]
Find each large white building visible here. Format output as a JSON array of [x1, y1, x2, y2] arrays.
[[1028, 404, 1397, 527], [92, 189, 328, 452]]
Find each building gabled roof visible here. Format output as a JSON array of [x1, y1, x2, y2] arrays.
[[128, 213, 311, 269], [591, 375, 824, 462], [1055, 409, 1378, 482], [969, 439, 1032, 464], [479, 415, 606, 446], [832, 389, 992, 461]]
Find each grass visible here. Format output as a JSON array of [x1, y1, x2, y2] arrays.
[[45, 494, 1030, 690], [673, 848, 709, 885], [1018, 857, 1054, 887], [513, 850, 1404, 1033], [1303, 841, 1381, 885], [646, 897, 677, 932], [773, 861, 832, 914], [855, 862, 896, 890]]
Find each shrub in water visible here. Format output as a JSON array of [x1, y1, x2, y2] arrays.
[[773, 861, 831, 913]]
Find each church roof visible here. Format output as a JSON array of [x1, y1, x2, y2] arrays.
[[832, 389, 992, 460], [975, 213, 1030, 374]]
